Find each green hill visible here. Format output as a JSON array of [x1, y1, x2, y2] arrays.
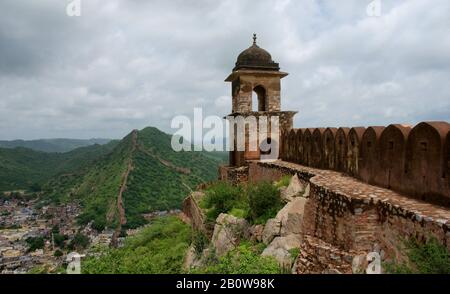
[[42, 127, 227, 230], [0, 142, 118, 192], [0, 138, 111, 153]]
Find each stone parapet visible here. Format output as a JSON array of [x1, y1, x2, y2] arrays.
[[280, 122, 450, 207], [248, 160, 450, 268]]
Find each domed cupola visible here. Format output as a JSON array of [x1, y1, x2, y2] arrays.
[[233, 34, 280, 71], [224, 34, 297, 167]]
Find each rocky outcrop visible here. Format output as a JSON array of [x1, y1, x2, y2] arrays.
[[211, 213, 249, 257], [280, 174, 304, 202], [183, 245, 201, 270], [262, 196, 307, 245], [261, 196, 307, 269], [262, 218, 281, 245], [262, 234, 302, 268], [249, 224, 264, 243], [184, 245, 213, 271], [276, 197, 306, 236]]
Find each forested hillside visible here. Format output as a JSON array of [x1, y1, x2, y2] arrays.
[[40, 127, 226, 230], [0, 138, 111, 153], [0, 142, 117, 192]]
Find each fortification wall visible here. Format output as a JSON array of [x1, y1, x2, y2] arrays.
[[280, 121, 450, 207], [246, 161, 450, 273]]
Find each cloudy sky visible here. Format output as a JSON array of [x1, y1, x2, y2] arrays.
[[0, 0, 449, 140]]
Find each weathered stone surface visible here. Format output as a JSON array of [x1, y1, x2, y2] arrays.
[[183, 245, 200, 270], [249, 224, 264, 242], [276, 197, 306, 236], [303, 183, 310, 198], [295, 235, 357, 274], [351, 254, 368, 274], [211, 213, 249, 257], [280, 174, 304, 202], [183, 246, 212, 270], [182, 191, 208, 234], [252, 160, 450, 256], [262, 218, 281, 244], [262, 234, 302, 268]]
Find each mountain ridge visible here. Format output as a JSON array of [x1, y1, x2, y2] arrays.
[[0, 138, 112, 153], [0, 142, 118, 192], [39, 126, 226, 230], [0, 126, 227, 231]]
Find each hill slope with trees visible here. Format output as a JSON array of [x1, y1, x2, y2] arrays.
[[40, 127, 226, 230]]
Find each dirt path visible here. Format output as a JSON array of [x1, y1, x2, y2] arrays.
[[111, 129, 138, 247]]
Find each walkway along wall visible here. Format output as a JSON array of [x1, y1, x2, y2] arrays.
[[246, 160, 450, 273]]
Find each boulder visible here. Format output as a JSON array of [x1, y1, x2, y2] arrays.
[[211, 213, 249, 257], [280, 174, 304, 202], [249, 225, 264, 243], [183, 245, 200, 270], [276, 197, 307, 236], [261, 196, 306, 243], [262, 234, 302, 268], [262, 218, 281, 244]]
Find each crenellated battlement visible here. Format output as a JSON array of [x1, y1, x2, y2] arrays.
[[280, 121, 450, 207]]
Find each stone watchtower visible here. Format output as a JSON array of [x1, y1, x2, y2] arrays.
[[225, 34, 297, 167]]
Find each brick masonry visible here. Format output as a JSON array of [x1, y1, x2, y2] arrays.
[[245, 160, 450, 273], [280, 122, 450, 207]]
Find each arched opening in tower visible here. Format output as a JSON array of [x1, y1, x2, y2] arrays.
[[252, 85, 267, 112]]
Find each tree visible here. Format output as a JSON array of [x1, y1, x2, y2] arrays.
[[26, 237, 45, 252], [68, 233, 90, 250]]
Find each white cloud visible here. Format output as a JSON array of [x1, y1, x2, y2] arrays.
[[0, 0, 448, 139]]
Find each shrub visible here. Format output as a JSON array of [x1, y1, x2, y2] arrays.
[[53, 233, 67, 249], [68, 233, 90, 250], [385, 237, 450, 274], [274, 175, 291, 188], [247, 181, 283, 224], [228, 207, 248, 219], [29, 182, 42, 192], [202, 182, 243, 222], [54, 249, 63, 257], [51, 225, 60, 234], [192, 242, 280, 274], [192, 231, 209, 256], [82, 216, 191, 274], [27, 265, 51, 274], [201, 181, 284, 225], [26, 237, 45, 252]]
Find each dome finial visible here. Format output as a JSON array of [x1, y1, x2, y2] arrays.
[[253, 33, 257, 45]]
